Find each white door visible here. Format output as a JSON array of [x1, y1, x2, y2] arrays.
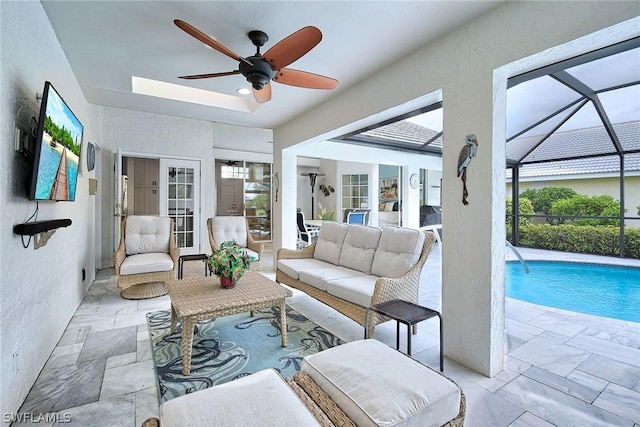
[[159, 159, 201, 255]]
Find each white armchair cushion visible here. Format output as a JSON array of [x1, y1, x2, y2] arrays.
[[244, 248, 260, 261], [125, 216, 171, 255], [211, 216, 248, 248], [371, 227, 425, 278], [120, 253, 175, 275], [339, 225, 382, 274], [313, 221, 348, 265]]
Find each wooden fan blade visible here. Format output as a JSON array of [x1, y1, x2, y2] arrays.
[[263, 26, 322, 70], [272, 68, 338, 90], [253, 83, 271, 103], [178, 70, 241, 79], [174, 19, 252, 66]]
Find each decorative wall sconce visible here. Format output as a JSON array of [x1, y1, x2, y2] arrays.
[[319, 184, 334, 197]]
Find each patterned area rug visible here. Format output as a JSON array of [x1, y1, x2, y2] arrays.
[[147, 306, 345, 403]]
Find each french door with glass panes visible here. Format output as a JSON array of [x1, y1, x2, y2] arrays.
[[159, 159, 201, 255]]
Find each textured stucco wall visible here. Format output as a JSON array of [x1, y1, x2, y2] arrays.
[[0, 2, 102, 421], [273, 2, 640, 375]]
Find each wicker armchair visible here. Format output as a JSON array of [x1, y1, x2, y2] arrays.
[[114, 216, 179, 299], [207, 216, 263, 270]]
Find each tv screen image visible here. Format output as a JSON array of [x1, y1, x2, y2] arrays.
[[29, 81, 83, 201]]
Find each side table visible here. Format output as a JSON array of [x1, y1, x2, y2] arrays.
[[178, 253, 210, 279], [366, 299, 443, 371]]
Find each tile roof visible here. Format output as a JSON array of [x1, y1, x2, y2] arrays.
[[507, 152, 640, 179], [506, 121, 640, 178], [507, 121, 640, 165], [342, 120, 443, 151]]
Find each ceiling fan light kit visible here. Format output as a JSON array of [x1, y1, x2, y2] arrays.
[[174, 19, 338, 103]]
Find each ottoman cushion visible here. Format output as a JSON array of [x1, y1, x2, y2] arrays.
[[301, 339, 460, 427], [159, 369, 321, 427]]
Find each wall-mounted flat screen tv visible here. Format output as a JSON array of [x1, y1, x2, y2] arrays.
[[28, 81, 83, 201]]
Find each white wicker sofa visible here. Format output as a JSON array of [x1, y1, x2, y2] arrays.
[[276, 222, 435, 337]]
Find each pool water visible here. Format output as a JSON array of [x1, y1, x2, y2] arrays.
[[506, 261, 640, 323]]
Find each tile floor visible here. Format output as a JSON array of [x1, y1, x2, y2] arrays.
[[13, 242, 640, 427]]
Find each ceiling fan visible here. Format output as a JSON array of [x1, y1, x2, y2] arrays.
[[220, 160, 240, 166], [174, 19, 339, 103]]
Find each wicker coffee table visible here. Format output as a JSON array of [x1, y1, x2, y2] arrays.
[[165, 271, 293, 375]]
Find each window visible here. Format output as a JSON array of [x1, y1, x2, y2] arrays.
[[220, 165, 247, 179], [342, 174, 369, 212]]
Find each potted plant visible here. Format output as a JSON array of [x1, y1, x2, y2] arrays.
[[207, 241, 251, 288], [318, 203, 336, 221]]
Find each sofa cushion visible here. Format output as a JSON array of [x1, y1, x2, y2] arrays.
[[299, 266, 367, 292], [159, 369, 321, 427], [301, 339, 460, 427], [277, 258, 332, 280], [326, 275, 378, 307], [211, 216, 248, 248], [120, 253, 174, 275], [125, 216, 171, 255], [338, 225, 382, 274], [314, 222, 349, 265], [371, 227, 425, 278]]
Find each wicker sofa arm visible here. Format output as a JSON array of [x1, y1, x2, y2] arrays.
[[276, 242, 316, 261], [372, 232, 435, 302], [367, 232, 436, 333]]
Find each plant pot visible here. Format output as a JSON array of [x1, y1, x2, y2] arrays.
[[219, 276, 235, 289]]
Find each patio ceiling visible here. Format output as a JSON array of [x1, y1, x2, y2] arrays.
[[333, 37, 640, 168]]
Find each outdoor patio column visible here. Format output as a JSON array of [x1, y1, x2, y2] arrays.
[[441, 68, 506, 377]]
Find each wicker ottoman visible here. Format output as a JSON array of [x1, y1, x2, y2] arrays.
[[301, 339, 463, 427]]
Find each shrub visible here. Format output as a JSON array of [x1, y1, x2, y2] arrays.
[[551, 194, 622, 226], [517, 224, 640, 259], [506, 197, 534, 229], [624, 228, 640, 258], [520, 187, 577, 217]]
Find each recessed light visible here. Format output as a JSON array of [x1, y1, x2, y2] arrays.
[[237, 88, 251, 95]]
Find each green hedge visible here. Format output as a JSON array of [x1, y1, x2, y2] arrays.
[[515, 224, 640, 259]]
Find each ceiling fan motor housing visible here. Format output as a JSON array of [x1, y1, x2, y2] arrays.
[[240, 55, 276, 90]]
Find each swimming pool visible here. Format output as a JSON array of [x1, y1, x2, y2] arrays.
[[506, 261, 640, 323]]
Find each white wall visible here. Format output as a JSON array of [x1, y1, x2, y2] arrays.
[[317, 159, 338, 218], [0, 2, 102, 421], [273, 2, 640, 376]]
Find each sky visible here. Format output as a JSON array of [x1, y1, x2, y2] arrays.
[[45, 83, 84, 146]]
